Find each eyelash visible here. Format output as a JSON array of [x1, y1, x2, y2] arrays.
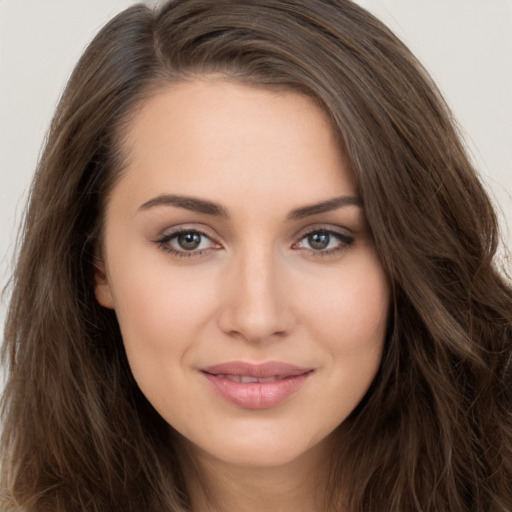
[[293, 228, 355, 257], [155, 228, 220, 258], [154, 227, 354, 259]]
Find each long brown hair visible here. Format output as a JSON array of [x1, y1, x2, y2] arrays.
[[2, 1, 511, 510]]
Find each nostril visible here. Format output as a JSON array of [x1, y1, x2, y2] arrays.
[[217, 300, 293, 343]]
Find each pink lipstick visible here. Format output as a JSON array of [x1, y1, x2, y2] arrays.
[[200, 361, 313, 409]]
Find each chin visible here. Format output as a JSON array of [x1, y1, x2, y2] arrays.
[[181, 422, 334, 470]]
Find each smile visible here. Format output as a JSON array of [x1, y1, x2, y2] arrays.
[[200, 362, 313, 409]]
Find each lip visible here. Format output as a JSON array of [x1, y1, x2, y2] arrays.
[[200, 361, 313, 409]]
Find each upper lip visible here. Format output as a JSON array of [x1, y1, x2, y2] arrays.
[[201, 361, 313, 378]]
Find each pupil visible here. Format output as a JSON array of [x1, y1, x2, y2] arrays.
[[308, 232, 330, 250], [178, 232, 201, 250]]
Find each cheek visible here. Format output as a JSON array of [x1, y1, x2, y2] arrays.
[[298, 250, 389, 397], [107, 250, 219, 367], [305, 253, 389, 346], [107, 259, 223, 417]]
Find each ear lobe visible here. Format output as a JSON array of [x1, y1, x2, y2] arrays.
[[93, 257, 115, 309]]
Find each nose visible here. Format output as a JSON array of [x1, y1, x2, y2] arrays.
[[217, 247, 295, 344]]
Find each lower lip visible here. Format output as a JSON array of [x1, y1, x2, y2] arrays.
[[202, 372, 312, 409]]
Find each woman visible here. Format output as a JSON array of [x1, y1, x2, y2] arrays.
[[1, 1, 511, 511]]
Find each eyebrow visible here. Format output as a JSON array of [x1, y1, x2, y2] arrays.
[[138, 193, 362, 219], [287, 195, 363, 220], [138, 194, 229, 218]]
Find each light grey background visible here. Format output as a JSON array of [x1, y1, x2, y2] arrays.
[[1, 1, 511, 369]]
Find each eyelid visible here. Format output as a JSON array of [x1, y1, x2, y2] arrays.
[[156, 223, 222, 243], [292, 223, 353, 242], [153, 225, 223, 257], [291, 224, 355, 255]]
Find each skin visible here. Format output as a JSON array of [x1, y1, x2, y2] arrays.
[[95, 80, 390, 512]]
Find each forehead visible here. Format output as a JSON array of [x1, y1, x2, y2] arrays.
[[113, 79, 356, 213]]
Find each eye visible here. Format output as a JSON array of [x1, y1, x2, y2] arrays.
[[293, 229, 354, 255], [155, 229, 221, 257], [173, 231, 206, 251]]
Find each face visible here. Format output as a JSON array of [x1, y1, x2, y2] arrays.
[[95, 80, 390, 470]]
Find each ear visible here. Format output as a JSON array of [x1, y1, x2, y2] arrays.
[[93, 256, 115, 309]]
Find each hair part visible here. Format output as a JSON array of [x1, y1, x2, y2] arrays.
[[2, 1, 511, 511]]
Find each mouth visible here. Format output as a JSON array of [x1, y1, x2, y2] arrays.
[[208, 374, 295, 383], [200, 361, 314, 409]]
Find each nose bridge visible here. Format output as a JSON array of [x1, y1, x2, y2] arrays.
[[218, 242, 292, 342]]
